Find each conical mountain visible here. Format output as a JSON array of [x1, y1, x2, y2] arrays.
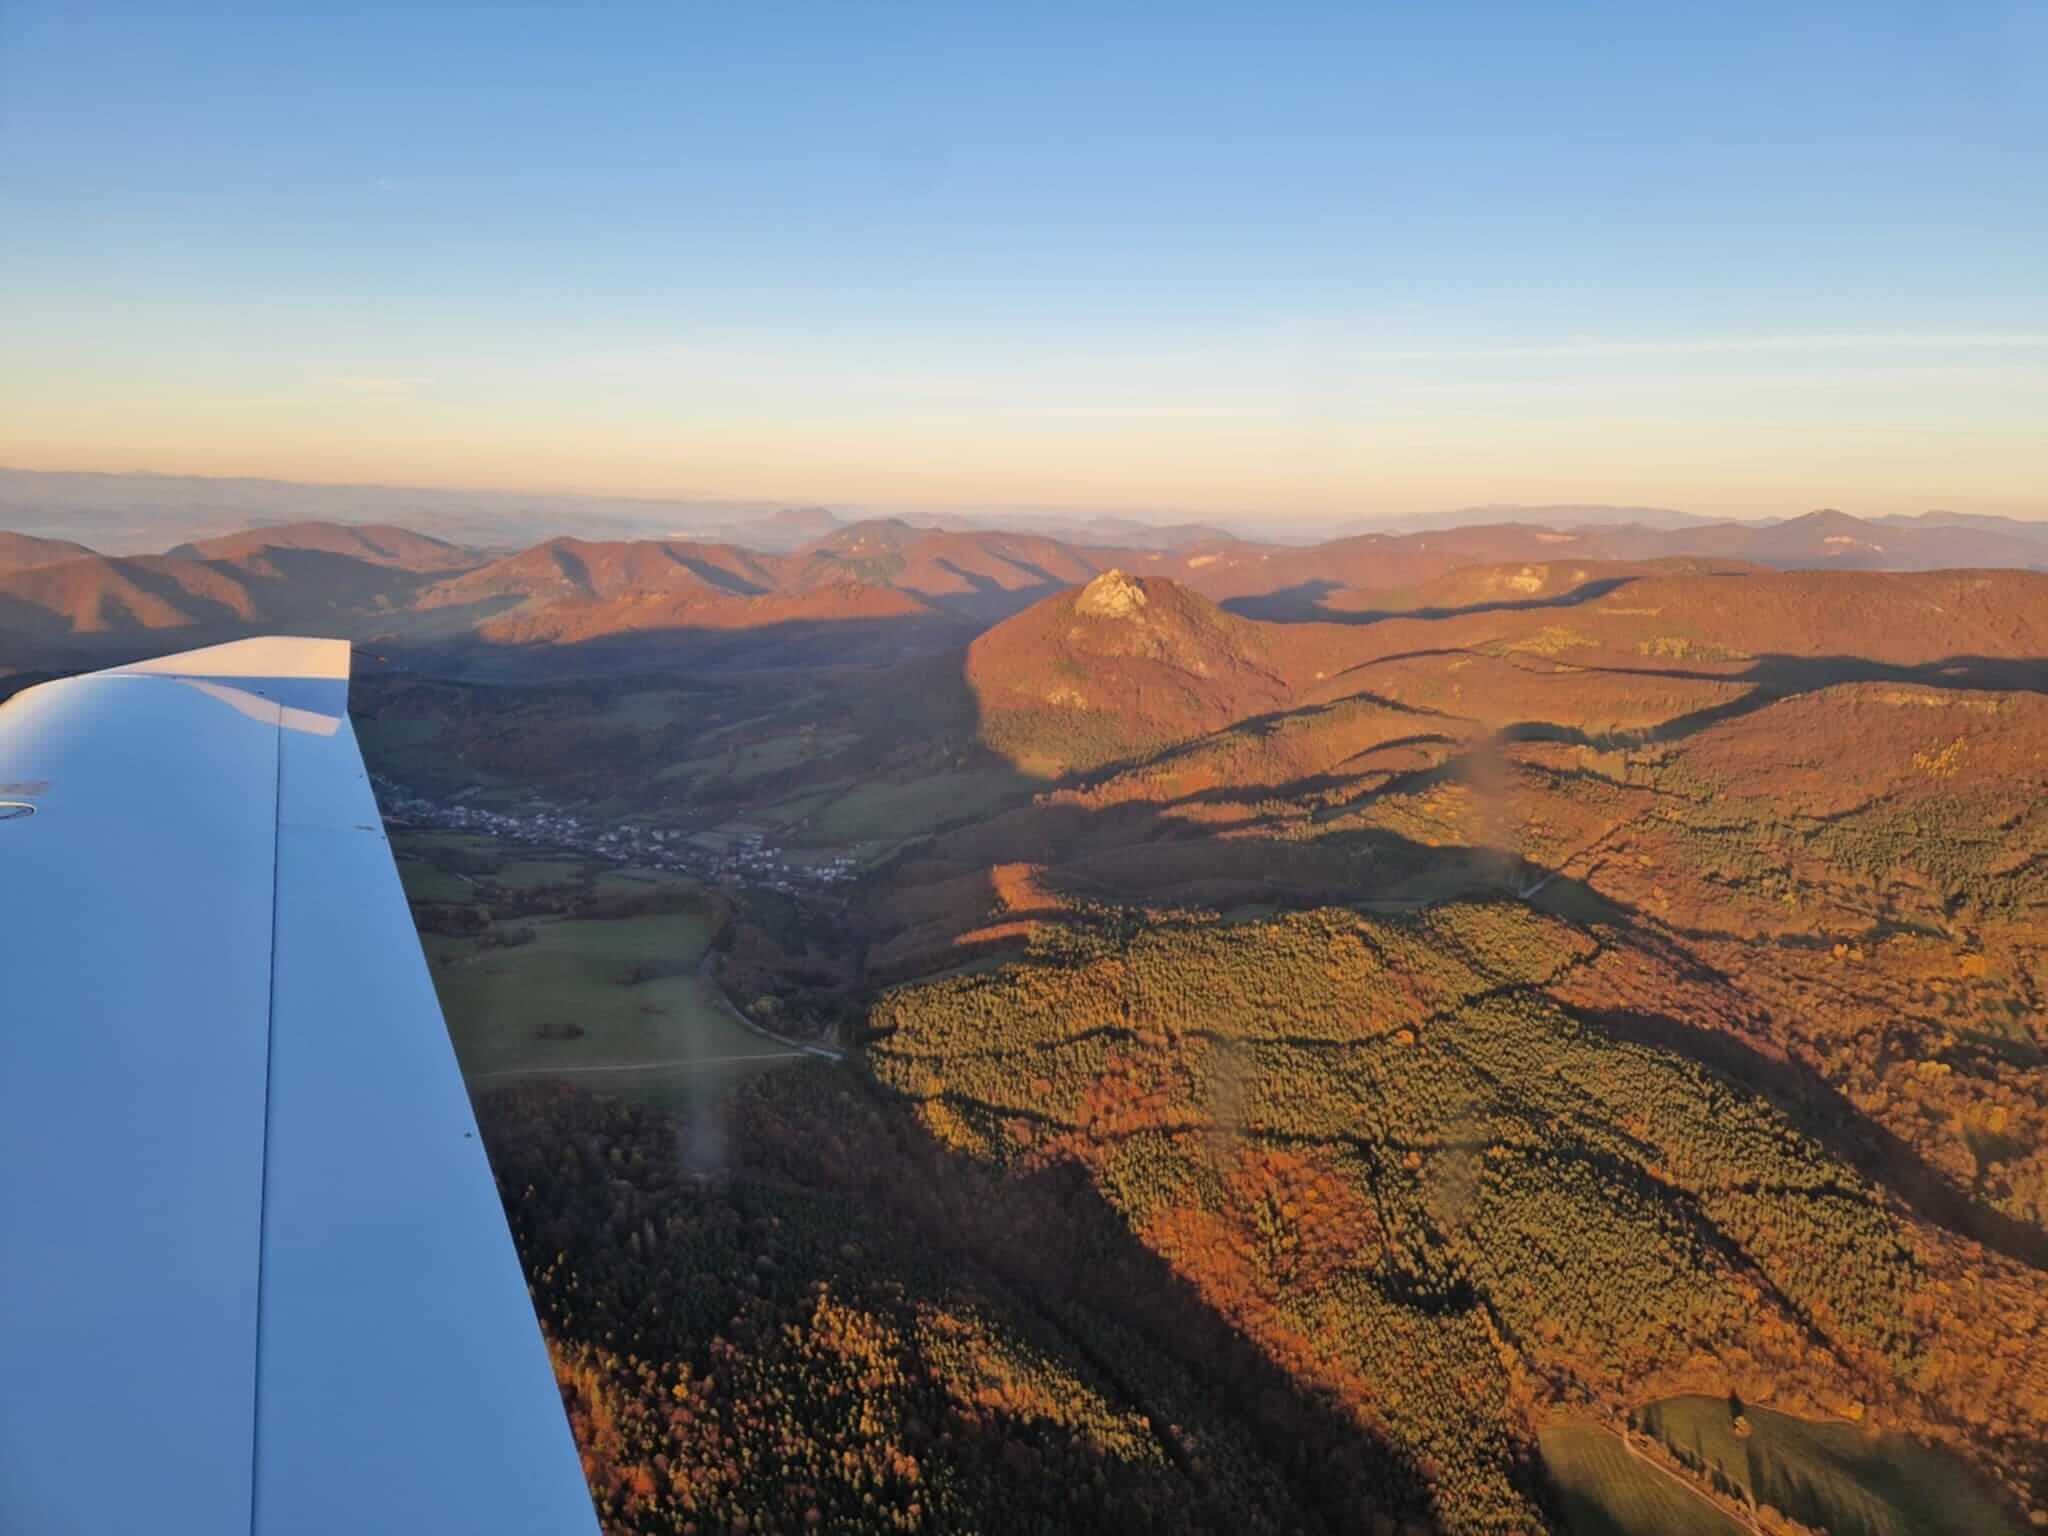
[[966, 570, 1294, 776]]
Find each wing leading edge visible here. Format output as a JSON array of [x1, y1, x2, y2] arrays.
[[0, 638, 598, 1534]]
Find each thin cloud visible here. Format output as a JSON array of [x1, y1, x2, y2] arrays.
[[1346, 333, 2048, 363], [333, 375, 431, 397]]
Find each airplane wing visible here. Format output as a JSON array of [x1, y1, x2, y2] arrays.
[[0, 638, 598, 1534]]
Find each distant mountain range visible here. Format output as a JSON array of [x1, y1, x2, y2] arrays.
[[7, 467, 2043, 557], [1325, 503, 1720, 534], [2, 503, 2044, 679], [0, 468, 825, 554]]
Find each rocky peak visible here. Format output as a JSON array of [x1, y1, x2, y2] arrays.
[[1075, 568, 1148, 619]]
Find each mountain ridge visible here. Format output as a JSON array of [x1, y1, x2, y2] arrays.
[[2, 508, 2043, 671]]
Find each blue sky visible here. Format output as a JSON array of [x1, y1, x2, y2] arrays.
[[2, 1, 2043, 519]]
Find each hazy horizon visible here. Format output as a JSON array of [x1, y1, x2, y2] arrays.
[[8, 461, 2046, 539], [4, 2, 2045, 522]]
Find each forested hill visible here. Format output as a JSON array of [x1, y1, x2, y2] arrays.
[[447, 558, 2048, 1535], [3, 507, 2045, 675]]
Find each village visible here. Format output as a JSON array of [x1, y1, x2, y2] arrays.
[[369, 775, 860, 894]]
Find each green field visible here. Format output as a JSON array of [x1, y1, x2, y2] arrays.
[[1538, 1424, 1743, 1536], [603, 689, 691, 729], [803, 767, 1022, 844], [593, 866, 670, 894], [391, 828, 512, 868], [394, 857, 475, 904], [487, 856, 590, 890], [1542, 1399, 2026, 1536], [755, 786, 840, 828], [391, 830, 596, 893], [1635, 1395, 2021, 1536], [722, 733, 832, 782], [396, 828, 496, 854], [654, 727, 859, 788], [420, 896, 797, 1111]]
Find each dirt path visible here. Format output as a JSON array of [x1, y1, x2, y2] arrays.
[[1615, 1425, 1759, 1534], [469, 1050, 804, 1084], [465, 960, 841, 1085], [696, 949, 847, 1062]]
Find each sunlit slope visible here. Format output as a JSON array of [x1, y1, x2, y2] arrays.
[[858, 563, 2048, 1533], [864, 898, 2047, 1533], [167, 520, 480, 572], [964, 570, 1301, 776], [0, 530, 96, 574]]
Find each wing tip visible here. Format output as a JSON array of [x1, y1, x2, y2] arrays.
[[113, 637, 354, 685]]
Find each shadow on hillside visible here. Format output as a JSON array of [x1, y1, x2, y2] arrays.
[[1573, 994, 2048, 1272], [397, 611, 983, 679], [900, 800, 1613, 917], [0, 547, 461, 661], [923, 574, 1075, 626], [0, 578, 241, 648], [399, 591, 2048, 1528], [664, 545, 770, 595], [478, 1069, 1461, 1535], [1310, 649, 2048, 757], [870, 643, 2048, 1281], [948, 646, 2045, 855], [1222, 574, 1638, 624], [112, 558, 261, 628], [202, 546, 461, 617], [1578, 652, 2048, 747], [0, 592, 80, 647], [730, 1072, 1457, 1534], [880, 793, 2048, 1284]]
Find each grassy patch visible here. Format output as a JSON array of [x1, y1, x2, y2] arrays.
[[657, 728, 861, 789], [805, 769, 1022, 844], [593, 866, 670, 893], [1538, 1424, 1743, 1536], [1487, 624, 1597, 658], [395, 857, 475, 905], [488, 856, 589, 890], [424, 907, 793, 1111], [1636, 635, 1752, 663], [603, 689, 691, 729], [1637, 1396, 2022, 1536], [391, 829, 501, 857], [719, 735, 813, 782], [754, 786, 843, 830]]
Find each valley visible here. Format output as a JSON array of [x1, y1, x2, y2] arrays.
[[3, 503, 2045, 685], [16, 507, 2045, 1533], [381, 781, 859, 895], [314, 520, 2048, 1535], [21, 14, 2046, 1533]]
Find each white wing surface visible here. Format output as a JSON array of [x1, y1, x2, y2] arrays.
[[0, 638, 598, 1534]]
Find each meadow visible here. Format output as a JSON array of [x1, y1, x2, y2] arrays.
[[392, 829, 799, 1110], [1535, 1424, 1742, 1536], [1634, 1395, 2020, 1536], [797, 766, 1023, 848], [429, 913, 795, 1110]]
